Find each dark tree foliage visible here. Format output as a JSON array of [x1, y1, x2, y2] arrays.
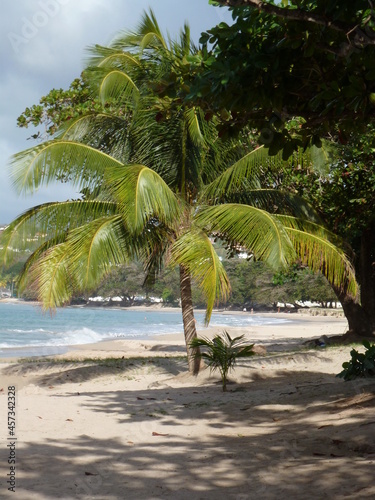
[[268, 127, 375, 334], [190, 0, 375, 157]]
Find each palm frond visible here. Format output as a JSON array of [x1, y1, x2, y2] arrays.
[[104, 164, 182, 232], [196, 204, 295, 269], [98, 52, 141, 70], [26, 243, 76, 309], [59, 113, 126, 139], [110, 9, 167, 52], [17, 233, 68, 295], [178, 22, 194, 56], [129, 104, 192, 182], [9, 140, 124, 195], [227, 188, 322, 223], [18, 215, 136, 308], [136, 9, 168, 51], [141, 222, 175, 281], [85, 45, 140, 68], [278, 218, 358, 297], [203, 146, 269, 200], [139, 32, 166, 52], [99, 70, 139, 106], [185, 107, 204, 147], [57, 113, 132, 163], [276, 215, 352, 253], [0, 200, 119, 265], [204, 142, 334, 203], [171, 229, 230, 324], [62, 215, 134, 291]]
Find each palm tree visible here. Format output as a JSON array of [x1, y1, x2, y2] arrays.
[[1, 11, 357, 373], [190, 331, 255, 391]]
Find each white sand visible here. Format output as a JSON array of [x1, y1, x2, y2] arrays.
[[1, 313, 375, 499]]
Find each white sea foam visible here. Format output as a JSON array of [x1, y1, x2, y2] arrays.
[[0, 302, 290, 354]]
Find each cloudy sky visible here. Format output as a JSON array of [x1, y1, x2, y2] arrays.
[[0, 0, 231, 223]]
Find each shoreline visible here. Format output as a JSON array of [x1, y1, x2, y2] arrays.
[[0, 296, 345, 315], [0, 312, 349, 362], [0, 297, 347, 362]]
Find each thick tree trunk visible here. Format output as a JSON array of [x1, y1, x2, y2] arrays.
[[329, 225, 375, 339], [336, 291, 373, 337], [359, 226, 375, 331], [179, 264, 202, 374]]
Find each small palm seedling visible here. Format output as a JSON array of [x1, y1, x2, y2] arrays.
[[190, 331, 255, 391], [337, 340, 375, 381]]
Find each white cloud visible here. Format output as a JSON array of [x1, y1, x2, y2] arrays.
[[0, 0, 231, 223]]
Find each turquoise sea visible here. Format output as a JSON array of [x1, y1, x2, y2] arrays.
[[0, 301, 289, 358]]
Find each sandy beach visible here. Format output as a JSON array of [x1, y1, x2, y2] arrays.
[[1, 312, 375, 499]]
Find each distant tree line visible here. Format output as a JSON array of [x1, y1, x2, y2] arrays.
[[0, 253, 337, 310], [70, 258, 336, 311]]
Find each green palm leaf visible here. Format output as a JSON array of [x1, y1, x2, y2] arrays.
[[139, 32, 167, 51], [17, 233, 68, 295], [58, 114, 132, 162], [204, 143, 332, 202], [0, 200, 119, 265], [185, 107, 204, 147], [86, 44, 141, 68], [171, 228, 230, 323], [278, 216, 358, 297], [110, 9, 167, 51], [276, 215, 352, 252], [26, 243, 76, 309], [105, 164, 182, 232], [203, 146, 272, 200], [226, 188, 322, 223], [98, 52, 141, 70], [59, 113, 127, 140], [19, 216, 136, 308], [99, 70, 139, 105], [196, 204, 295, 268], [10, 141, 123, 195], [61, 215, 134, 291]]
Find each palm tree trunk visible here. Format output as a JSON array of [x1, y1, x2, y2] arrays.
[[179, 264, 202, 374]]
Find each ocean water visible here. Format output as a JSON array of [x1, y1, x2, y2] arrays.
[[0, 301, 288, 358]]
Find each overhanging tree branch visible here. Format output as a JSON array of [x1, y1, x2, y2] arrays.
[[214, 0, 375, 47]]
